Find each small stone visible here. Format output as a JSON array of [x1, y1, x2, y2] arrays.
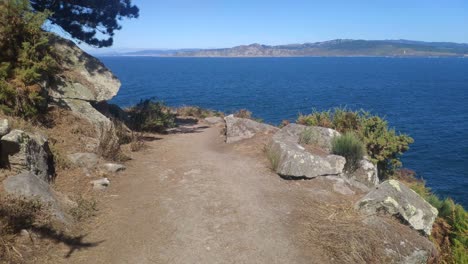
[[91, 178, 110, 190], [100, 163, 126, 173]]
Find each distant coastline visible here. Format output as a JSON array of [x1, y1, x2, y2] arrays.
[[94, 39, 468, 58]]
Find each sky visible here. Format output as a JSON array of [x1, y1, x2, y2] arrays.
[[78, 0, 468, 53]]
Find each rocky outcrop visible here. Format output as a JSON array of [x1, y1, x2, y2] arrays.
[[3, 172, 67, 222], [1, 130, 55, 182], [48, 35, 120, 102], [47, 34, 121, 152], [224, 115, 278, 143], [268, 124, 345, 178], [356, 180, 438, 235]]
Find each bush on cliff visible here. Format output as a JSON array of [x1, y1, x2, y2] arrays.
[[0, 0, 57, 119], [331, 132, 365, 172], [126, 99, 176, 133], [298, 108, 413, 178]]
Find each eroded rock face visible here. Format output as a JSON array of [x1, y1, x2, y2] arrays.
[[356, 180, 438, 235], [3, 172, 66, 222], [1, 130, 55, 182], [224, 115, 278, 143], [268, 124, 345, 178], [48, 34, 120, 102]]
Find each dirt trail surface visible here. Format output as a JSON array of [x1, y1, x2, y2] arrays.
[[45, 123, 431, 264]]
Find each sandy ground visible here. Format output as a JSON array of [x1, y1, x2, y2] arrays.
[[42, 123, 433, 264]]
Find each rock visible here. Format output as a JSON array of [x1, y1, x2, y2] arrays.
[[356, 180, 438, 235], [346, 158, 379, 187], [276, 123, 341, 152], [48, 34, 120, 102], [224, 115, 278, 143], [68, 152, 99, 169], [91, 178, 110, 190], [100, 163, 126, 173], [63, 99, 120, 153], [400, 250, 430, 264], [204, 116, 224, 125], [3, 172, 66, 222], [47, 34, 121, 153], [0, 130, 55, 182], [268, 124, 345, 178], [0, 119, 9, 137]]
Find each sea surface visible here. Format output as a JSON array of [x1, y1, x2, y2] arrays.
[[100, 57, 468, 208]]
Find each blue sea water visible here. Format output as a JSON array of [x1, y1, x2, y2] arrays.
[[100, 57, 468, 208]]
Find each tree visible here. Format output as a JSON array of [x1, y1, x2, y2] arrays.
[[30, 0, 139, 47]]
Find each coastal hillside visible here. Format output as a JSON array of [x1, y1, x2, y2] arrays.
[[108, 39, 468, 57]]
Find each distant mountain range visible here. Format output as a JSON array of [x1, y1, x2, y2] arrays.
[[100, 39, 468, 57]]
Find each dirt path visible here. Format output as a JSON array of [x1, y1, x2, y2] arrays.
[[46, 124, 334, 263]]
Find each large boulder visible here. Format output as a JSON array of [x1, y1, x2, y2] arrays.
[[3, 172, 66, 222], [224, 115, 278, 143], [1, 130, 54, 182], [48, 34, 120, 102], [268, 124, 345, 178], [63, 99, 119, 152], [356, 180, 438, 235], [47, 35, 121, 153]]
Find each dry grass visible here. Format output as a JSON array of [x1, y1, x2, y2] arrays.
[[69, 196, 98, 222], [0, 195, 52, 263], [263, 143, 281, 171]]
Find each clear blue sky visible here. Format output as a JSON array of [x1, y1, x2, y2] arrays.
[[80, 0, 467, 52]]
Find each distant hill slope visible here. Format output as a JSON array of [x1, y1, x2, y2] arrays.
[[173, 39, 468, 57]]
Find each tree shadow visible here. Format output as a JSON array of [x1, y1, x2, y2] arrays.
[[33, 226, 104, 258]]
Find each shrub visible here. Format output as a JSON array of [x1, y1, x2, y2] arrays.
[[279, 119, 290, 128], [0, 0, 57, 119], [298, 108, 413, 178], [126, 99, 176, 133], [176, 106, 222, 119], [298, 128, 318, 145], [234, 109, 252, 119], [331, 132, 365, 172]]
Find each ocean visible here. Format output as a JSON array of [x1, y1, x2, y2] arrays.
[[100, 57, 468, 208]]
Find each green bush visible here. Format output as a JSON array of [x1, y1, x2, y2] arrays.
[[331, 132, 365, 172], [0, 0, 57, 119], [127, 99, 176, 133], [298, 108, 413, 178]]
